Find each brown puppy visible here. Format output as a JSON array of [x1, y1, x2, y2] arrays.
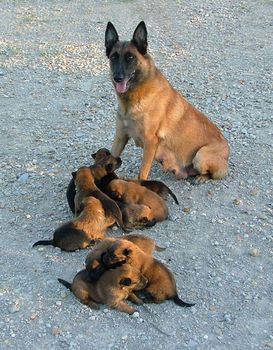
[[33, 197, 113, 251], [58, 264, 147, 314], [92, 148, 179, 204], [73, 157, 125, 231], [101, 240, 195, 307], [105, 22, 229, 182], [108, 179, 168, 222], [73, 154, 122, 216], [85, 234, 164, 281]]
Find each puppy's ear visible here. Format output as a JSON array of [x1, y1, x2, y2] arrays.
[[71, 171, 77, 179], [91, 152, 96, 159], [131, 21, 147, 55], [122, 248, 132, 257], [105, 22, 119, 57], [120, 277, 132, 286]]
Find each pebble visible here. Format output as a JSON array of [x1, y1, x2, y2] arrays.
[[18, 173, 29, 182], [249, 248, 261, 257], [183, 207, 191, 213], [52, 327, 62, 336], [56, 301, 62, 306], [132, 311, 139, 318], [9, 304, 20, 313]]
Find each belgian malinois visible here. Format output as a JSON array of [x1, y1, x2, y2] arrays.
[[105, 21, 229, 182]]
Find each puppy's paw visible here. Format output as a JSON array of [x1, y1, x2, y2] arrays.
[[194, 174, 211, 184]]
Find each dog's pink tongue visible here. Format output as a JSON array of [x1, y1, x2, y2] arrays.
[[116, 81, 128, 93]]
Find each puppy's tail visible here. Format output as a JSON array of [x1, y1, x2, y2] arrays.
[[155, 245, 166, 252], [166, 187, 179, 205], [173, 294, 195, 307], [58, 278, 72, 291], [32, 240, 54, 247], [140, 180, 179, 205]]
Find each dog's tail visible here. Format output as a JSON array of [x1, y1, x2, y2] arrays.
[[173, 294, 195, 307], [58, 278, 72, 291], [155, 245, 166, 252], [32, 239, 54, 247], [140, 180, 179, 205]]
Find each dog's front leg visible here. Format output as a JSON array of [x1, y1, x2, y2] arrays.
[[139, 135, 159, 180], [111, 118, 129, 157]]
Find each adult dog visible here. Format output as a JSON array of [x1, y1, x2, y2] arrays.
[[105, 21, 229, 182]]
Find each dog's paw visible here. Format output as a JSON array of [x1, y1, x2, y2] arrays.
[[194, 174, 211, 184]]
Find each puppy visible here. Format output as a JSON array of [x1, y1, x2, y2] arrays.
[[108, 179, 169, 222], [33, 196, 114, 251], [58, 264, 147, 314], [106, 22, 229, 182], [85, 235, 164, 281], [73, 162, 125, 231], [101, 240, 195, 307]]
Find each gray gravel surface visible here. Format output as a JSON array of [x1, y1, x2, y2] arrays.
[[1, 1, 273, 349]]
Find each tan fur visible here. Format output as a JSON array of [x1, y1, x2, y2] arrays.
[[108, 179, 168, 222], [68, 265, 147, 314], [101, 239, 182, 303], [110, 43, 229, 181]]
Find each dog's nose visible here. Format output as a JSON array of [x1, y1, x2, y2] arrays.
[[113, 76, 124, 83]]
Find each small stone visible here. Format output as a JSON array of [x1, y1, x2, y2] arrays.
[[188, 339, 198, 348], [132, 311, 139, 318], [60, 291, 67, 299], [209, 305, 216, 312], [183, 207, 191, 214], [26, 214, 31, 219], [52, 327, 62, 336], [249, 248, 261, 257], [30, 313, 38, 320], [18, 173, 29, 182], [121, 335, 128, 340], [103, 308, 108, 313], [204, 335, 208, 340], [9, 304, 20, 313], [89, 315, 96, 321], [56, 301, 62, 306], [233, 199, 242, 205]]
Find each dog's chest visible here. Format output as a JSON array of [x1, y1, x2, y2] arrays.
[[118, 106, 145, 147]]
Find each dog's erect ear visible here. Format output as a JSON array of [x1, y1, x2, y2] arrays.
[[120, 277, 132, 286], [105, 22, 119, 57], [131, 21, 147, 55], [71, 171, 77, 179], [91, 152, 96, 159]]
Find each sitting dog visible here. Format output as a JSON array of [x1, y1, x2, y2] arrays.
[[105, 21, 229, 182]]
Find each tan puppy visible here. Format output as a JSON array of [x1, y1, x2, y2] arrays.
[[101, 240, 195, 307], [73, 160, 124, 231], [85, 235, 164, 281], [58, 264, 147, 314], [108, 179, 168, 222], [33, 197, 112, 251], [105, 22, 229, 182]]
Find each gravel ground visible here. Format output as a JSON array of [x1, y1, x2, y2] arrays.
[[1, 1, 272, 349]]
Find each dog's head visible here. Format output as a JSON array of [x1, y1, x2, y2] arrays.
[[105, 21, 149, 94], [91, 148, 111, 162], [102, 239, 136, 267], [111, 264, 148, 292]]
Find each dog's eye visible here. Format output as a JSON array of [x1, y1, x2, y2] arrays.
[[125, 53, 134, 62], [111, 53, 119, 61]]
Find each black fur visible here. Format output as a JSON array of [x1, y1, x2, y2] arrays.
[[131, 21, 148, 55], [105, 22, 119, 57], [58, 278, 72, 291], [139, 180, 179, 205], [32, 239, 54, 247], [172, 294, 195, 307]]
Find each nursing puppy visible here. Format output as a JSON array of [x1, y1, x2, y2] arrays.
[[108, 179, 169, 222], [92, 148, 179, 204], [85, 235, 164, 281], [106, 22, 229, 182], [58, 264, 147, 314], [73, 158, 125, 231], [101, 240, 195, 307], [32, 197, 112, 251]]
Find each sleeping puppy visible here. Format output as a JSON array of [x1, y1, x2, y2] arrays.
[[98, 239, 195, 307], [32, 196, 114, 251], [85, 235, 165, 281], [58, 264, 147, 314], [107, 179, 169, 222]]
